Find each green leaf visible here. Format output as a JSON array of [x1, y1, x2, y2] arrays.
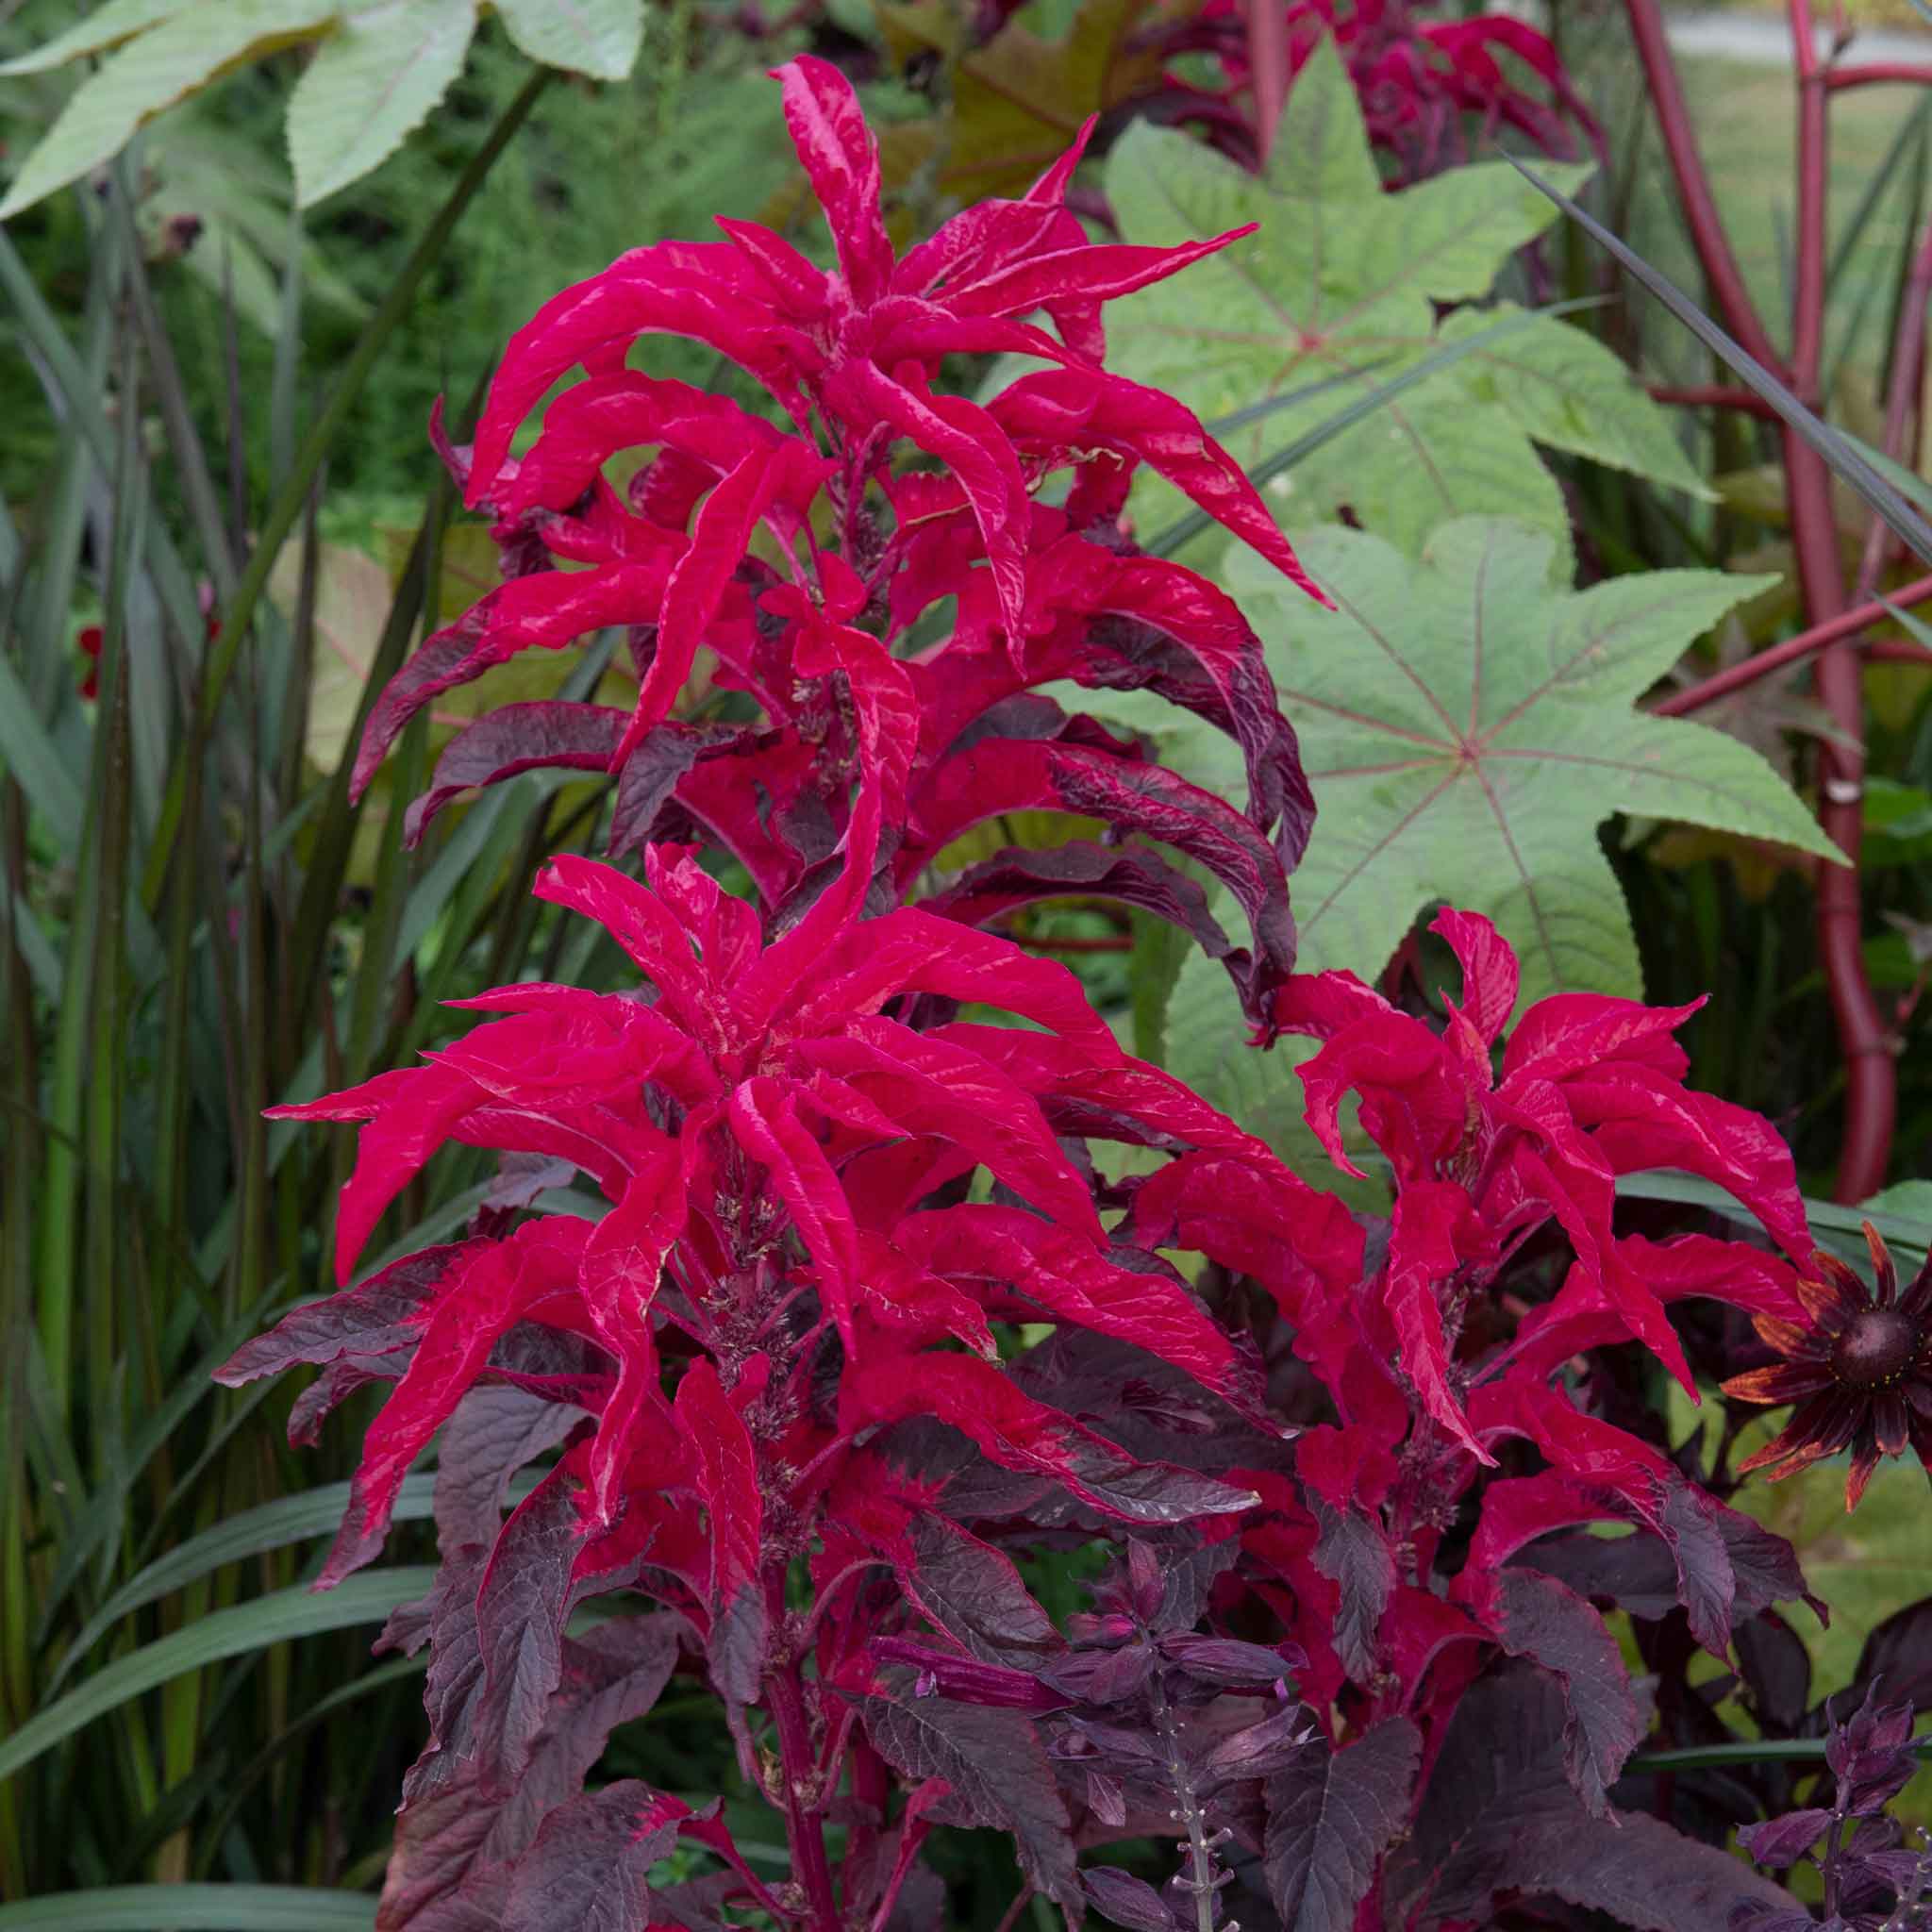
[[1615, 1171, 1930, 1273], [0, 0, 341, 221], [1226, 518, 1842, 1001], [487, 0, 644, 80], [0, 0, 190, 76], [1100, 39, 1706, 560], [0, 1886, 377, 1930], [287, 0, 480, 208], [0, 1568, 435, 1787]]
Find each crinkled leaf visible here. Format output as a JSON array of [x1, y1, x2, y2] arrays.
[[863, 1678, 1078, 1905], [1308, 1495, 1393, 1683], [500, 1781, 679, 1932], [1491, 1568, 1644, 1816], [1388, 1663, 1800, 1932], [1264, 1717, 1421, 1932]]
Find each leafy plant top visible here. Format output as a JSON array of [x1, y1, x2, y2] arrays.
[[1098, 34, 1706, 558]]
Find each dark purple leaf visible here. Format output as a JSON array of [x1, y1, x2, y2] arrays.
[[216, 1243, 479, 1386], [1083, 1864, 1178, 1931], [431, 1385, 583, 1556], [863, 1675, 1078, 1906], [1387, 1663, 1801, 1932], [1201, 1702, 1317, 1788], [923, 840, 1270, 1024], [1735, 1612, 1812, 1737], [1736, 1809, 1830, 1870], [1659, 1483, 1736, 1659], [904, 1513, 1058, 1666], [1849, 1596, 1932, 1713], [499, 1780, 680, 1932], [607, 724, 705, 859], [1492, 1569, 1645, 1816], [405, 704, 626, 847], [1263, 1717, 1420, 1932], [472, 1466, 582, 1794], [1158, 1636, 1300, 1690], [1308, 1496, 1392, 1683]]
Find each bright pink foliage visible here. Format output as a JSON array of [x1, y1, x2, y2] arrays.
[[359, 53, 1326, 1029], [221, 58, 1835, 1932]]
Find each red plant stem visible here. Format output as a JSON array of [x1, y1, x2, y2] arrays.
[[1245, 0, 1291, 161], [1626, 0, 1892, 1191], [1647, 383, 1781, 420], [1623, 0, 1785, 372], [766, 1658, 841, 1930], [1655, 575, 1932, 716], [1825, 62, 1932, 91], [1011, 933, 1135, 954], [1789, 0, 1894, 1199]]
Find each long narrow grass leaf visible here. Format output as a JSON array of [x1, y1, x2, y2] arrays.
[[0, 1569, 437, 1787], [0, 1885, 379, 1929], [1507, 155, 1932, 568]]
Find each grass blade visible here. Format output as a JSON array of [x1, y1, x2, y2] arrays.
[[1507, 154, 1932, 570], [0, 1885, 378, 1929], [0, 1569, 437, 1788]]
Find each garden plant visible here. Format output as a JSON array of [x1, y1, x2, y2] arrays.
[[3, 2, 1932, 1930]]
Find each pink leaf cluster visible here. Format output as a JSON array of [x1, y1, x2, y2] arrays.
[[220, 60, 1839, 1932], [359, 54, 1326, 1029]]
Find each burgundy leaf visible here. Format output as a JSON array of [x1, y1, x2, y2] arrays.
[[499, 1780, 682, 1932], [1082, 1864, 1177, 1932], [406, 703, 626, 846], [1263, 1717, 1421, 1932], [1491, 1568, 1645, 1817], [355, 565, 669, 801], [862, 1675, 1079, 1907]]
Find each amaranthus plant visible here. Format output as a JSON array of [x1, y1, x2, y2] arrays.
[[222, 55, 1895, 1932]]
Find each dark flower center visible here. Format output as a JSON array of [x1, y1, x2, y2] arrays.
[[1830, 1307, 1920, 1391]]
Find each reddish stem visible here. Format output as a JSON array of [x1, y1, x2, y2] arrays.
[[1654, 573, 1932, 716], [1647, 383, 1781, 420], [1011, 933, 1135, 955], [1245, 0, 1291, 161], [1789, 0, 1893, 1199], [767, 1656, 841, 1930], [1625, 0, 1893, 1191], [1825, 61, 1932, 91], [1624, 0, 1785, 372]]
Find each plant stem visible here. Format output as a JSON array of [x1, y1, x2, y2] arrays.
[[1826, 62, 1932, 91], [1647, 383, 1781, 419], [1789, 0, 1895, 1200], [767, 1657, 841, 1931], [1150, 1670, 1221, 1932], [1244, 0, 1290, 162], [1623, 0, 1783, 372], [1654, 571, 1932, 715]]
